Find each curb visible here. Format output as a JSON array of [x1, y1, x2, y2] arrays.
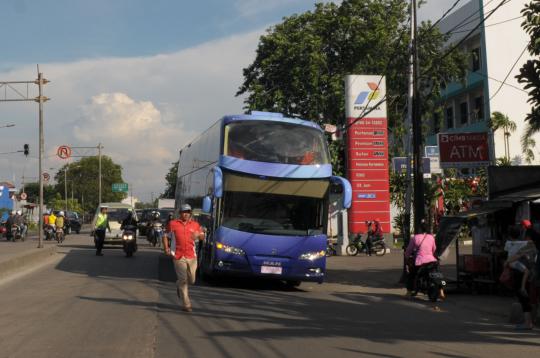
[[0, 245, 57, 281]]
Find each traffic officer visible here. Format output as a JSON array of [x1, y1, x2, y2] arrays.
[[163, 204, 204, 312], [94, 205, 111, 256]]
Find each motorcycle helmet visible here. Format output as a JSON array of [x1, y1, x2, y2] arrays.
[[16, 210, 22, 215], [59, 211, 65, 217], [152, 211, 160, 219], [180, 204, 192, 212]]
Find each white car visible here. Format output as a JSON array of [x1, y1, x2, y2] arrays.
[[92, 203, 137, 245]]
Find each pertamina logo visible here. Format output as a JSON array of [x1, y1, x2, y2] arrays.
[[354, 82, 380, 105]]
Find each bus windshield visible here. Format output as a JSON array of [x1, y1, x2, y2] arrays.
[[224, 121, 330, 165], [221, 173, 329, 236]]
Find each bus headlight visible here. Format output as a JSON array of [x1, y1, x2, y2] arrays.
[[216, 242, 245, 256], [299, 251, 326, 261]]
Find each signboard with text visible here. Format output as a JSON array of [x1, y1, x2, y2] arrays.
[[438, 132, 490, 168], [345, 75, 390, 233], [112, 183, 129, 192]]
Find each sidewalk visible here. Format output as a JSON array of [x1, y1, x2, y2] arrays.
[[325, 252, 532, 323], [0, 235, 58, 281]]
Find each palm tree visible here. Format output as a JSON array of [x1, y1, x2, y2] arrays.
[[490, 111, 517, 161]]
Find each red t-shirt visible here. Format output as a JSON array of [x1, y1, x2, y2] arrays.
[[167, 219, 202, 260]]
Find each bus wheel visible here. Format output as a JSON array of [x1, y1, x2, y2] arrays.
[[285, 280, 301, 288]]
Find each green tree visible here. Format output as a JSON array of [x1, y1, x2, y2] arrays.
[[517, 1, 540, 143], [54, 156, 126, 213], [237, 0, 467, 169], [48, 193, 83, 213], [489, 111, 517, 161], [19, 182, 58, 204], [161, 161, 178, 199]]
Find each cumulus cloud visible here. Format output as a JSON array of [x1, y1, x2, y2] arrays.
[[0, 30, 261, 201]]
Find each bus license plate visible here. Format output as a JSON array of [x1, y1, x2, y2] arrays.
[[261, 266, 282, 275]]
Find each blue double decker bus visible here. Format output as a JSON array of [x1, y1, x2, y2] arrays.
[[174, 111, 351, 286]]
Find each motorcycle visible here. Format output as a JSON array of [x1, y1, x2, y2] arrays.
[[148, 222, 163, 247], [411, 261, 446, 302], [10, 225, 24, 242], [44, 225, 55, 241], [326, 238, 337, 257], [122, 225, 138, 257], [346, 233, 386, 256], [56, 227, 65, 243]]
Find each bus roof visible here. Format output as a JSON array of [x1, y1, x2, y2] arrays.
[[222, 111, 322, 131]]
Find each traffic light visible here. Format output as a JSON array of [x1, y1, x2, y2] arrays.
[[23, 144, 29, 156]]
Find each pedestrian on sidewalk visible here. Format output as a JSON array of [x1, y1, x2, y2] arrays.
[[94, 205, 110, 256], [162, 204, 205, 312], [504, 224, 537, 330]]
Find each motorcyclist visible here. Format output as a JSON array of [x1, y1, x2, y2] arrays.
[[147, 211, 162, 245], [5, 211, 16, 241], [56, 211, 65, 231], [15, 210, 27, 239], [121, 209, 138, 238]]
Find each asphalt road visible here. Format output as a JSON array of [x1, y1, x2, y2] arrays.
[[0, 233, 539, 358]]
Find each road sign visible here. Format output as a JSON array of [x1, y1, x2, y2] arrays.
[[424, 145, 442, 174], [392, 157, 430, 174], [438, 132, 490, 168], [20, 192, 27, 200], [57, 145, 72, 160], [43, 172, 50, 182], [112, 183, 128, 192]]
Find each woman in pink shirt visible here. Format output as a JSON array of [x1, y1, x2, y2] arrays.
[[405, 221, 439, 296]]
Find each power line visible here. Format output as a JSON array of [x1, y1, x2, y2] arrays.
[[490, 42, 529, 101], [449, 15, 522, 34], [429, 0, 464, 30]]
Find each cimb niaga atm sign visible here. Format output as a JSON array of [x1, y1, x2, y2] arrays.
[[438, 132, 490, 168]]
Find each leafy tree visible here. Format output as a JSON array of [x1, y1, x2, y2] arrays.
[[237, 0, 467, 169], [19, 182, 58, 205], [48, 193, 83, 213], [161, 161, 178, 199], [517, 1, 540, 143], [489, 111, 517, 160], [54, 156, 126, 213]]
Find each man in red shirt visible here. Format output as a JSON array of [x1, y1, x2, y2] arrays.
[[163, 204, 204, 312]]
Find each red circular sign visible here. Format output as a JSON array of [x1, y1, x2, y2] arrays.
[[43, 172, 50, 181], [57, 145, 72, 160], [20, 192, 27, 200]]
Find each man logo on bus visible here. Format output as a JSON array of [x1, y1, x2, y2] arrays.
[[354, 82, 380, 105]]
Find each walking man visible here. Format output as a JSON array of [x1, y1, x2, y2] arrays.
[[94, 205, 110, 256], [163, 204, 204, 312]]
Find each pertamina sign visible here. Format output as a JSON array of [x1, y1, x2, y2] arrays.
[[345, 75, 390, 233], [438, 132, 490, 168]]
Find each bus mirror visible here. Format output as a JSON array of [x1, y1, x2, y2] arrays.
[[202, 196, 212, 214], [330, 176, 352, 209], [214, 167, 223, 198]]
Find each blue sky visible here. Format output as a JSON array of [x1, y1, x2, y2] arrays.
[[0, 0, 458, 201], [1, 0, 336, 71]]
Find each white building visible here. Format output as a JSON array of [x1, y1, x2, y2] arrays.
[[427, 0, 536, 164]]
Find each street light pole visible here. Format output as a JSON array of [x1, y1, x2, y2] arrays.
[[37, 69, 48, 248], [64, 167, 68, 213]]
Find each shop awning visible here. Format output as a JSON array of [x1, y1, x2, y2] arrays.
[[490, 187, 540, 203], [435, 205, 509, 257]]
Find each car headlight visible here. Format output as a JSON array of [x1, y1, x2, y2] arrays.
[[216, 242, 245, 256], [123, 235, 134, 241], [299, 251, 326, 261]]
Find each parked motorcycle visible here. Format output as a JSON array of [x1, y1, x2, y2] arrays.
[[346, 233, 386, 256], [412, 261, 446, 302], [326, 238, 337, 257], [122, 225, 138, 257], [56, 227, 65, 243]]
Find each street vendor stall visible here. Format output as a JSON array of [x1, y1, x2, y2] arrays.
[[436, 166, 540, 292]]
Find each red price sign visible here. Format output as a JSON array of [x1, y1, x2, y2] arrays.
[[57, 145, 72, 160]]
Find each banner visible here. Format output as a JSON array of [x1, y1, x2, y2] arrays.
[[345, 75, 390, 233], [438, 132, 490, 168]]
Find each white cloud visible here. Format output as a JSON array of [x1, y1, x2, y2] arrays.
[[0, 30, 261, 201]]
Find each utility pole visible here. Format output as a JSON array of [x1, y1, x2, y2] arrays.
[[403, 0, 415, 245], [98, 143, 102, 205], [412, 0, 425, 233], [64, 167, 68, 213], [0, 66, 50, 248]]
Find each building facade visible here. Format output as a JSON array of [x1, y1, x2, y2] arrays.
[[427, 0, 535, 165]]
